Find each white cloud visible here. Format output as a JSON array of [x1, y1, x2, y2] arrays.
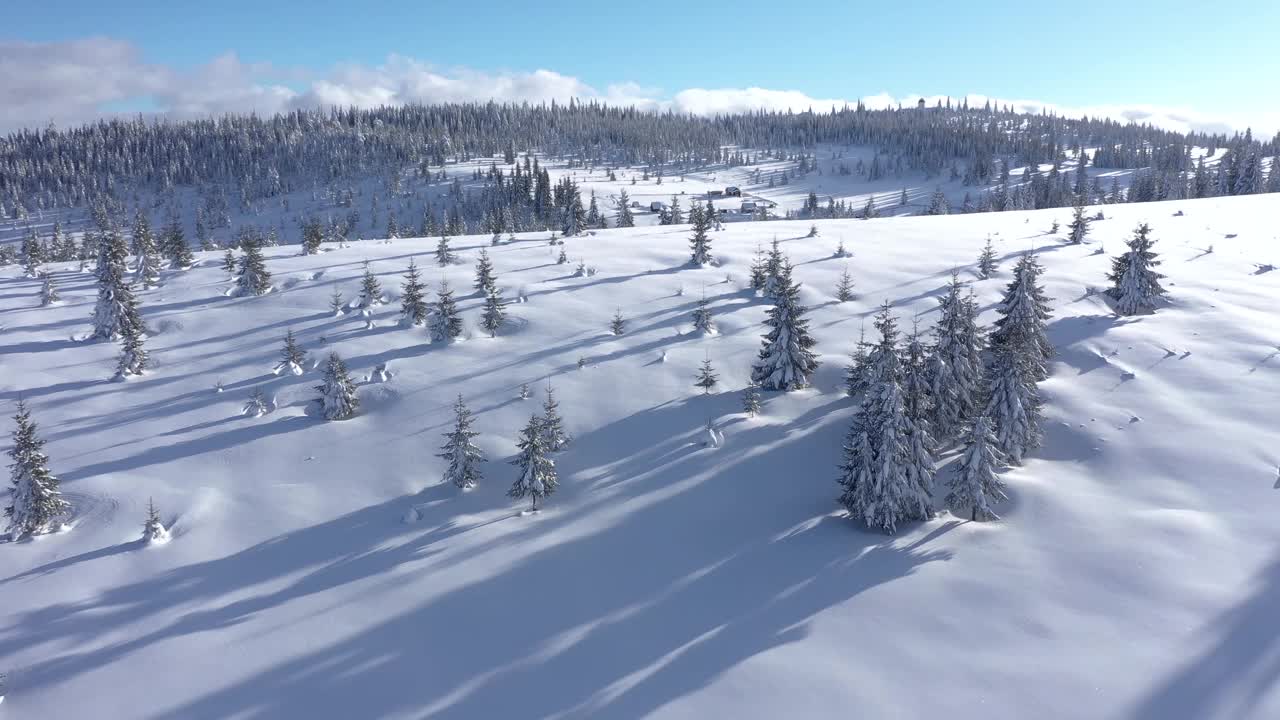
[[1, 38, 1275, 137]]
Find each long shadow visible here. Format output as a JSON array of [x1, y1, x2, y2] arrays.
[[1129, 551, 1280, 719]]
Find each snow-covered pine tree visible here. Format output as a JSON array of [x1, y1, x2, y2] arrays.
[[162, 219, 194, 269], [751, 261, 819, 391], [762, 237, 785, 297], [990, 253, 1053, 382], [400, 258, 428, 326], [20, 229, 42, 278], [610, 309, 626, 336], [862, 195, 879, 219], [925, 273, 985, 441], [274, 329, 308, 375], [976, 237, 998, 278], [436, 235, 456, 266], [481, 284, 507, 337], [742, 379, 762, 417], [132, 211, 161, 288], [688, 202, 713, 266], [1108, 222, 1167, 315], [836, 266, 855, 302], [983, 342, 1039, 464], [474, 249, 496, 294], [748, 244, 768, 292], [691, 290, 714, 334], [837, 304, 933, 533], [114, 322, 149, 379], [222, 249, 237, 277], [244, 387, 270, 417], [329, 288, 346, 317], [945, 415, 1008, 520], [616, 190, 635, 228], [429, 281, 463, 343], [315, 352, 359, 420], [540, 384, 570, 451], [926, 188, 949, 215], [695, 355, 719, 394], [235, 237, 272, 296], [844, 324, 873, 398], [438, 394, 485, 489], [1068, 195, 1089, 244], [40, 276, 60, 306], [141, 497, 169, 542], [301, 219, 323, 255], [509, 415, 557, 511], [5, 400, 69, 537], [91, 229, 145, 341], [358, 259, 382, 308]]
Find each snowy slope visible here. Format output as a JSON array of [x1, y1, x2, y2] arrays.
[[0, 194, 1278, 719]]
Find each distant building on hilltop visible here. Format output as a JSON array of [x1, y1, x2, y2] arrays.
[[917, 98, 926, 110]]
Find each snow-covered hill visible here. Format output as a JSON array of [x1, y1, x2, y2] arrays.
[[1, 194, 1278, 719]]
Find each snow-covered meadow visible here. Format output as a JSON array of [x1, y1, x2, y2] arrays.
[[1, 193, 1278, 719]]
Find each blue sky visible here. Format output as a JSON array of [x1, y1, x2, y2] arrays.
[[5, 0, 1279, 133]]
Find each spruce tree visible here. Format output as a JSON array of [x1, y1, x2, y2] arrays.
[[244, 387, 270, 417], [91, 229, 145, 341], [142, 497, 169, 542], [132, 212, 161, 288], [742, 380, 762, 417], [688, 202, 713, 266], [540, 384, 569, 451], [301, 219, 323, 255], [695, 356, 719, 394], [983, 343, 1039, 464], [945, 415, 1007, 521], [114, 323, 149, 379], [474, 248, 496, 294], [5, 400, 69, 537], [162, 220, 194, 269], [222, 249, 237, 277], [926, 274, 984, 441], [436, 235, 456, 266], [509, 415, 557, 511], [616, 190, 635, 228], [1068, 195, 1089, 244], [274, 329, 308, 375], [844, 325, 873, 398], [40, 276, 60, 306], [1108, 223, 1167, 315], [926, 188, 949, 215], [751, 261, 819, 391], [835, 267, 855, 302], [976, 237, 998, 278], [990, 254, 1053, 382], [400, 258, 428, 326], [481, 284, 508, 337], [235, 237, 272, 296], [438, 395, 485, 489], [692, 291, 714, 334], [329, 288, 346, 317], [610, 309, 626, 336], [748, 244, 768, 292], [358, 259, 382, 308], [762, 238, 785, 297], [862, 195, 879, 219], [429, 281, 463, 343], [316, 352, 359, 420]]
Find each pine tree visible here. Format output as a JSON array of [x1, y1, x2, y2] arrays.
[[235, 237, 272, 296], [945, 416, 1007, 520], [844, 324, 873, 398], [142, 497, 169, 542], [358, 259, 382, 307], [474, 248, 496, 294], [301, 219, 323, 255], [1108, 223, 1167, 315], [160, 220, 193, 269], [244, 387, 270, 417], [329, 288, 346, 317], [835, 266, 855, 302], [481, 284, 507, 337], [399, 258, 428, 326], [616, 190, 635, 228], [926, 188, 949, 215], [315, 352, 359, 420], [1067, 195, 1089, 244], [509, 415, 557, 511], [751, 261, 819, 391], [40, 276, 60, 306], [742, 380, 762, 417], [983, 344, 1039, 464], [114, 322, 149, 379], [436, 235, 456, 266], [688, 202, 713, 266], [691, 291, 714, 333], [748, 244, 768, 292], [990, 254, 1053, 382], [222, 249, 237, 277], [20, 229, 43, 278], [438, 394, 485, 489], [5, 400, 69, 537], [610, 309, 626, 336], [976, 237, 999, 278], [132, 212, 161, 288], [926, 275, 985, 441], [91, 229, 145, 341], [762, 237, 785, 297], [695, 356, 719, 394], [274, 329, 308, 375], [862, 195, 879, 218], [540, 384, 569, 451], [429, 281, 463, 343]]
